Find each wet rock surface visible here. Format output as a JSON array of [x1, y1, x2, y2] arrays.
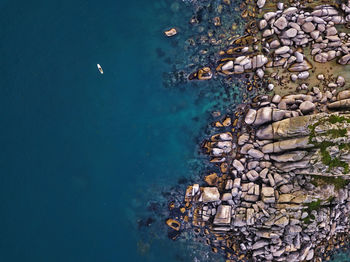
[[164, 0, 350, 261], [173, 87, 350, 262]]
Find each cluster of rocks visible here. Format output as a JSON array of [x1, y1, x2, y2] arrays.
[[165, 1, 350, 262], [194, 2, 350, 90], [180, 86, 350, 262], [259, 3, 350, 81]]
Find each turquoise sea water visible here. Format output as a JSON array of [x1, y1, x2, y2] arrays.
[[0, 0, 349, 261]]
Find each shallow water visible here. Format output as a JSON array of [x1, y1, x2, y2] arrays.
[[0, 0, 349, 261]]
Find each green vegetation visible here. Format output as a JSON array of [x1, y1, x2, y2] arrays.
[[303, 214, 316, 225], [308, 115, 350, 173], [304, 199, 322, 212], [328, 115, 350, 124], [328, 196, 335, 203], [302, 200, 321, 225], [326, 128, 347, 138], [311, 175, 350, 190], [339, 144, 350, 150]]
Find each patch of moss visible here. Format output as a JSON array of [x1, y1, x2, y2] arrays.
[[339, 144, 350, 150], [308, 116, 350, 173], [328, 196, 335, 203], [304, 199, 322, 212], [317, 141, 349, 173], [326, 128, 347, 138], [302, 209, 317, 225], [311, 175, 350, 190], [328, 115, 350, 124], [302, 216, 312, 224]]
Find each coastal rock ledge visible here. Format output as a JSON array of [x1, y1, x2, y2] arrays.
[[168, 87, 350, 262]]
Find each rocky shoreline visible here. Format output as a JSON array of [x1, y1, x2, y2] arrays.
[[166, 1, 350, 261]]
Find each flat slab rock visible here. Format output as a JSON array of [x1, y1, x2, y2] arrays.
[[213, 205, 232, 225], [202, 187, 220, 202]]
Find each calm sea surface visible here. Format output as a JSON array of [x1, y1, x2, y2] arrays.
[[0, 0, 349, 261]]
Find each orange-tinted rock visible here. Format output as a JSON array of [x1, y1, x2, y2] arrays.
[[197, 67, 213, 80], [213, 17, 221, 26], [220, 162, 229, 173], [205, 173, 219, 185], [184, 185, 193, 202], [166, 218, 181, 231], [164, 28, 177, 37], [223, 117, 232, 126], [215, 121, 224, 127], [168, 201, 175, 210]]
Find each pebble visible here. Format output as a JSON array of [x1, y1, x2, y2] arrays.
[[337, 76, 345, 86], [298, 71, 310, 80], [317, 74, 325, 80], [257, 0, 266, 9]]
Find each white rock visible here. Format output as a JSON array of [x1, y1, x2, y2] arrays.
[[202, 187, 220, 202], [327, 50, 336, 61], [264, 12, 276, 21], [212, 148, 224, 156], [222, 61, 233, 71], [317, 74, 325, 80], [277, 2, 284, 10], [248, 148, 264, 159], [233, 178, 241, 188], [313, 17, 326, 24], [284, 28, 297, 38], [299, 101, 315, 113], [253, 55, 268, 68], [302, 22, 315, 33], [252, 240, 269, 250], [234, 65, 244, 73], [254, 107, 273, 125], [298, 71, 310, 79], [192, 184, 199, 195], [275, 46, 290, 55], [256, 68, 264, 79], [238, 134, 250, 146], [315, 52, 328, 63], [257, 0, 266, 9], [233, 159, 245, 172], [338, 54, 350, 65], [270, 40, 280, 49], [337, 76, 345, 86], [310, 30, 320, 39], [267, 83, 274, 91], [294, 51, 304, 63], [289, 22, 301, 31], [246, 170, 259, 181], [318, 23, 326, 32], [245, 109, 257, 125], [262, 29, 273, 38], [274, 16, 288, 30], [259, 19, 268, 30], [283, 7, 298, 16], [272, 95, 281, 104], [326, 26, 337, 36]]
